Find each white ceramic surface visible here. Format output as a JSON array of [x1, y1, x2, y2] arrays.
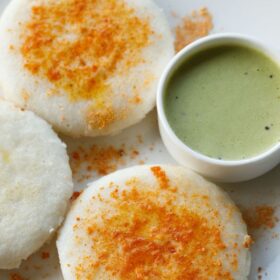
[[0, 0, 280, 279], [158, 33, 280, 182]]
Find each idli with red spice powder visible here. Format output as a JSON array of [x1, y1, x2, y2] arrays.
[[0, 0, 174, 137], [57, 165, 251, 279]]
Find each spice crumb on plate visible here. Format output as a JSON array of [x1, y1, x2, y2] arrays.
[[70, 145, 126, 180], [40, 252, 50, 260], [243, 235, 253, 248], [174, 7, 213, 52], [243, 205, 278, 230], [9, 273, 25, 280], [69, 144, 145, 183], [70, 191, 82, 202]]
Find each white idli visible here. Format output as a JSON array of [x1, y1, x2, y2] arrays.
[[57, 165, 251, 279], [0, 0, 174, 137], [0, 100, 73, 269]]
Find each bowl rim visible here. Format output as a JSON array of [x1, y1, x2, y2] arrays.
[[157, 32, 280, 167]]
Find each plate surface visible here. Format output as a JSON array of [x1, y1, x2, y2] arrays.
[[1, 0, 280, 279]]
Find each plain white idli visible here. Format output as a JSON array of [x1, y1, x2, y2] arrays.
[[0, 100, 73, 269], [0, 0, 174, 137], [57, 165, 251, 280]]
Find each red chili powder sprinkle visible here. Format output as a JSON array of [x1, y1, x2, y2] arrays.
[[243, 205, 278, 230], [10, 274, 25, 280], [70, 191, 82, 201], [70, 145, 125, 179], [74, 177, 234, 279], [20, 0, 152, 102], [174, 7, 213, 52], [41, 251, 50, 260], [72, 152, 80, 161], [70, 145, 143, 182], [151, 166, 170, 189]]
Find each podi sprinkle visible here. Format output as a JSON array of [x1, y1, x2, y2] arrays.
[[20, 0, 153, 102], [69, 144, 143, 182], [174, 7, 213, 52], [243, 205, 279, 230]]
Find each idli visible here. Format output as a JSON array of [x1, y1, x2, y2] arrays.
[[0, 0, 174, 137], [0, 100, 73, 269], [57, 165, 251, 279]]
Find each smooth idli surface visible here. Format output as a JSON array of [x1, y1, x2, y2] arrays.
[[0, 0, 174, 137], [57, 165, 251, 279], [0, 100, 73, 269]]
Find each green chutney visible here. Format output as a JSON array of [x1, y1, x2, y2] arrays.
[[165, 44, 280, 160]]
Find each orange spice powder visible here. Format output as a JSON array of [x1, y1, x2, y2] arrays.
[[243, 205, 279, 230], [20, 0, 152, 101], [174, 7, 213, 52], [41, 251, 50, 260], [151, 166, 170, 189], [10, 274, 25, 280], [73, 167, 235, 279], [70, 191, 82, 201], [70, 145, 125, 181], [69, 144, 143, 182], [86, 106, 117, 130]]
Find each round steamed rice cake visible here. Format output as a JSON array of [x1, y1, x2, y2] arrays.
[[0, 100, 73, 269], [0, 0, 174, 137], [57, 165, 251, 280]]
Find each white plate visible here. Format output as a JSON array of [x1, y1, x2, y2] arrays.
[[1, 0, 280, 279]]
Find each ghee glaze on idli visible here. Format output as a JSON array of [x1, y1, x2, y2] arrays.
[[57, 165, 251, 280], [0, 0, 174, 137], [0, 100, 73, 269]]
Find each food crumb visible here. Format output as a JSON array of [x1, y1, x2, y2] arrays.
[[257, 266, 263, 280], [243, 205, 278, 230], [70, 191, 82, 201], [10, 273, 25, 280], [70, 144, 144, 182], [174, 7, 213, 52], [243, 235, 253, 248], [41, 251, 50, 260], [130, 149, 139, 159]]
